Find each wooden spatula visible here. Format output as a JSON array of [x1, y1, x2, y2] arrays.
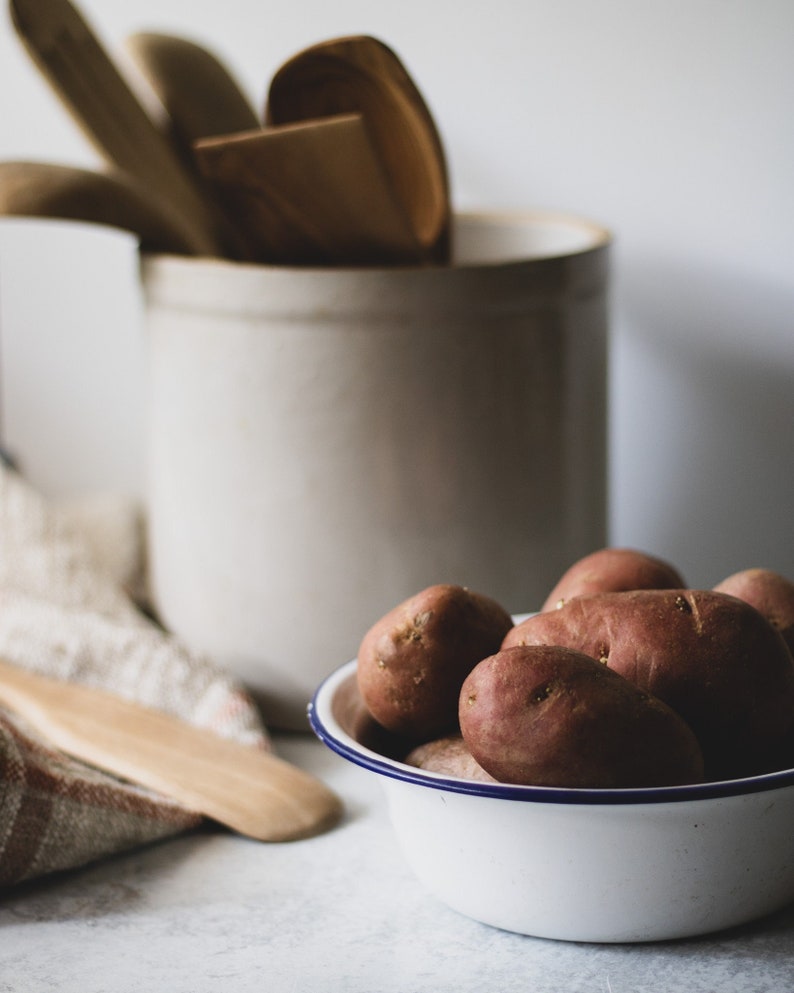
[[9, 0, 230, 257], [193, 113, 423, 265], [0, 657, 342, 842]]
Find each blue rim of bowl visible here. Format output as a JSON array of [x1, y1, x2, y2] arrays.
[[309, 658, 794, 806]]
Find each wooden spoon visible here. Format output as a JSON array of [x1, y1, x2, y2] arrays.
[[123, 32, 260, 167], [266, 35, 451, 264], [0, 657, 342, 842], [194, 113, 423, 266], [0, 160, 203, 254], [9, 0, 230, 257]]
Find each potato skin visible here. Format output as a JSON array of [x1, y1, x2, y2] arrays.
[[541, 547, 685, 611], [404, 735, 497, 783], [357, 584, 514, 738], [714, 568, 794, 655], [504, 590, 794, 779], [459, 645, 704, 788]]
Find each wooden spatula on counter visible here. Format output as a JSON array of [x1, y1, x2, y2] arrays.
[[193, 113, 423, 265], [0, 657, 342, 842], [9, 0, 231, 258]]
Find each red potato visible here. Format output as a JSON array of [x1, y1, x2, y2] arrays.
[[714, 568, 794, 655], [541, 547, 685, 611], [459, 645, 704, 788], [357, 584, 514, 738], [404, 734, 497, 783], [503, 589, 794, 779]]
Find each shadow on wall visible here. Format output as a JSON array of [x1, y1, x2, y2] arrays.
[[610, 256, 794, 588]]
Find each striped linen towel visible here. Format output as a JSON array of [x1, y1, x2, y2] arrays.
[[0, 462, 269, 886]]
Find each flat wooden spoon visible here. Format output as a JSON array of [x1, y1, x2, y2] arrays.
[[266, 35, 451, 264], [194, 113, 422, 265], [124, 32, 260, 166], [9, 0, 230, 257], [0, 160, 202, 254], [0, 657, 343, 842]]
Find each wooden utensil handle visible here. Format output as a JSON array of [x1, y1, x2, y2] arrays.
[[10, 0, 230, 257]]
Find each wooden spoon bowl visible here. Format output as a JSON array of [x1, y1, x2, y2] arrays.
[[266, 35, 451, 264], [124, 32, 260, 165]]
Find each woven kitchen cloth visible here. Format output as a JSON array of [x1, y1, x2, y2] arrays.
[[0, 462, 270, 886]]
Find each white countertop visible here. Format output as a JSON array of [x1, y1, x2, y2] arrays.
[[1, 732, 793, 993]]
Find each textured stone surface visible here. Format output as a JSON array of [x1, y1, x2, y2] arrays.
[[1, 733, 793, 993]]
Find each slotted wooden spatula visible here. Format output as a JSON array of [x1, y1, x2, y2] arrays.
[[0, 658, 342, 842]]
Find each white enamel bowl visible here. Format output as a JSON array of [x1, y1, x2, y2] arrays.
[[309, 658, 794, 943]]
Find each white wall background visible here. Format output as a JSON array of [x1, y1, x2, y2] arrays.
[[0, 0, 792, 589]]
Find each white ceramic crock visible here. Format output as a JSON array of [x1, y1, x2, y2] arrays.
[[311, 659, 794, 943], [140, 211, 610, 728]]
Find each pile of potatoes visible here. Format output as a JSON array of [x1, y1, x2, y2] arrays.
[[355, 549, 794, 788]]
